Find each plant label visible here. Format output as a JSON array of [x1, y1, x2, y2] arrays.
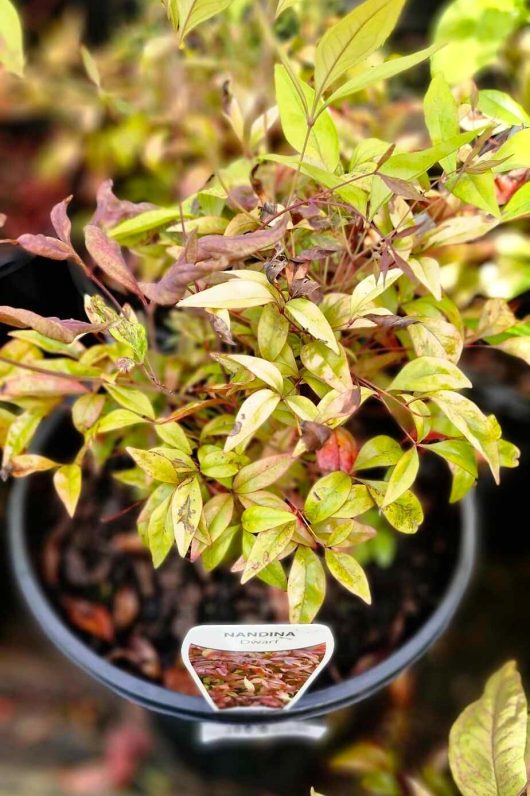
[[182, 623, 334, 712], [199, 719, 328, 743]]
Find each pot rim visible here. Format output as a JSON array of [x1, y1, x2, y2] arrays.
[[8, 430, 477, 724]]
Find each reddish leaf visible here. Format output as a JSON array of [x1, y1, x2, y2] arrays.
[[2, 373, 89, 397], [0, 305, 104, 343], [316, 428, 358, 474], [16, 233, 73, 261], [62, 597, 114, 642], [91, 180, 155, 227], [50, 196, 73, 244], [85, 225, 142, 297]]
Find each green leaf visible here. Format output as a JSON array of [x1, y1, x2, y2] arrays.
[[241, 505, 295, 533], [105, 384, 155, 419], [449, 661, 528, 796], [388, 356, 472, 393], [275, 64, 339, 171], [53, 464, 82, 518], [171, 0, 234, 43], [502, 182, 530, 221], [355, 435, 402, 470], [233, 454, 293, 494], [2, 410, 43, 469], [178, 280, 275, 310], [433, 0, 528, 82], [72, 394, 105, 434], [137, 483, 173, 551], [288, 548, 326, 623], [203, 493, 234, 538], [327, 44, 440, 105], [285, 298, 339, 354], [275, 0, 299, 17], [202, 524, 239, 571], [197, 444, 240, 479], [449, 464, 477, 504], [224, 389, 281, 452], [368, 482, 424, 533], [241, 524, 294, 584], [304, 471, 351, 524], [314, 0, 406, 95], [350, 271, 402, 316], [494, 129, 530, 173], [300, 341, 353, 392], [447, 173, 500, 218], [96, 409, 148, 433], [333, 484, 375, 518], [170, 477, 203, 557], [383, 447, 419, 508], [424, 74, 459, 172], [145, 491, 173, 568], [258, 303, 289, 361], [155, 422, 193, 453], [0, 0, 24, 77], [478, 89, 530, 128], [429, 391, 501, 483], [325, 549, 371, 604], [216, 353, 284, 393], [426, 439, 478, 477], [126, 447, 195, 483]]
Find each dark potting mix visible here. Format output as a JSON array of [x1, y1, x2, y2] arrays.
[[28, 448, 460, 702]]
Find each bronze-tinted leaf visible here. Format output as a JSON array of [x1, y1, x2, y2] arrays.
[[62, 597, 114, 642], [300, 420, 332, 452], [85, 225, 142, 297], [2, 373, 89, 397], [16, 234, 73, 261], [50, 196, 73, 244], [0, 306, 103, 343]]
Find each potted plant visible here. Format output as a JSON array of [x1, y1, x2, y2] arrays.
[[3, 0, 530, 722]]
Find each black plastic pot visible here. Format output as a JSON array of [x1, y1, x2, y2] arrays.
[[8, 420, 478, 724]]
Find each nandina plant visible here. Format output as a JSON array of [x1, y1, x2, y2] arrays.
[[1, 0, 530, 624]]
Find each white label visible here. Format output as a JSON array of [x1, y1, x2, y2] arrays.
[[182, 623, 334, 712], [199, 720, 328, 744]]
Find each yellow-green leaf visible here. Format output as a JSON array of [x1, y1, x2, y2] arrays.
[[288, 547, 326, 623], [105, 384, 155, 419], [424, 74, 459, 172], [285, 298, 339, 354], [383, 447, 419, 508], [218, 353, 284, 393], [325, 549, 371, 604], [355, 436, 402, 470], [234, 454, 293, 494], [275, 64, 339, 171], [53, 464, 82, 518], [171, 476, 203, 557], [314, 0, 406, 95], [224, 389, 281, 452], [449, 661, 528, 796], [241, 524, 294, 584], [178, 280, 275, 310], [301, 341, 353, 392], [171, 0, 234, 43], [258, 303, 289, 361], [304, 471, 351, 524], [0, 0, 24, 77], [242, 505, 295, 533], [388, 356, 471, 393]]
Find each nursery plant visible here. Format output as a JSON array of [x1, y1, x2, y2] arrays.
[[2, 0, 530, 653]]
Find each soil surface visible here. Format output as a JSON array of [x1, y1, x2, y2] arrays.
[[23, 437, 461, 698]]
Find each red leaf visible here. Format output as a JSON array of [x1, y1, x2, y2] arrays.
[[316, 428, 358, 474]]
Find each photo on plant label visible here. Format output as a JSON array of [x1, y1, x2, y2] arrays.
[[188, 642, 328, 710]]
